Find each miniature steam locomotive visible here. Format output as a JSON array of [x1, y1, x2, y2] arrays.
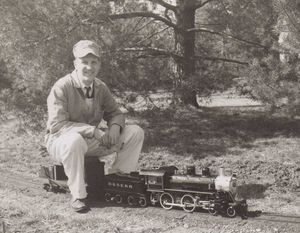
[[41, 161, 247, 218], [103, 166, 247, 218]]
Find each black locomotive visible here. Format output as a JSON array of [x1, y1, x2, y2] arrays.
[[41, 160, 247, 218], [103, 166, 247, 218]]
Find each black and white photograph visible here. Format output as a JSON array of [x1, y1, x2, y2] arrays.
[[0, 0, 299, 232]]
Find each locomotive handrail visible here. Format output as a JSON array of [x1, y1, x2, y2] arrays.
[[163, 188, 214, 195]]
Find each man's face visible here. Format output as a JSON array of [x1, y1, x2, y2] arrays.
[[74, 53, 100, 85]]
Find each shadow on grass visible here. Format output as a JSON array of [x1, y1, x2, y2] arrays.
[[134, 106, 300, 158], [237, 183, 270, 199]]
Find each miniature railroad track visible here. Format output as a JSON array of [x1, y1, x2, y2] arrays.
[[1, 171, 300, 225], [252, 211, 300, 225], [0, 171, 46, 191]]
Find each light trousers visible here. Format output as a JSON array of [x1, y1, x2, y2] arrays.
[[48, 125, 144, 199]]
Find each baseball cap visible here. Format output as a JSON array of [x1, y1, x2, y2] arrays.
[[73, 40, 100, 58]]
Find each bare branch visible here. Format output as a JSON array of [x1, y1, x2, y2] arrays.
[[148, 0, 177, 12], [130, 17, 146, 33], [10, 2, 51, 25], [279, 0, 300, 34], [136, 26, 170, 45], [104, 19, 158, 49], [133, 19, 157, 34], [194, 55, 248, 65], [188, 27, 268, 49], [195, 0, 215, 9], [119, 47, 248, 65], [120, 47, 181, 59], [107, 11, 179, 31]]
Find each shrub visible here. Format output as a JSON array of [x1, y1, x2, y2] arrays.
[[240, 55, 300, 117]]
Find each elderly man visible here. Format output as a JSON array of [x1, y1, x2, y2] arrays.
[[45, 40, 144, 212]]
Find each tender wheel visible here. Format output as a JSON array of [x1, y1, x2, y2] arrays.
[[138, 197, 147, 207], [52, 186, 59, 193], [181, 194, 196, 213], [114, 194, 123, 204], [150, 193, 159, 205], [127, 195, 135, 206], [43, 183, 50, 192], [208, 208, 218, 216], [159, 192, 174, 210], [104, 193, 111, 202], [227, 206, 236, 218]]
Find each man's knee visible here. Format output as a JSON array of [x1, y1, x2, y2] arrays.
[[59, 132, 88, 154], [126, 125, 144, 141]]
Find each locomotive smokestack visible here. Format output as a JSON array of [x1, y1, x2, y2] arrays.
[[219, 167, 225, 177]]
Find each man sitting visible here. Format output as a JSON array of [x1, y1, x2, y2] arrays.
[[45, 40, 144, 212]]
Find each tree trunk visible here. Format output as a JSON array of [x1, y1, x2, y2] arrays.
[[174, 0, 199, 107]]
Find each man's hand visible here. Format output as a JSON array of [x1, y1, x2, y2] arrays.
[[97, 124, 121, 148], [94, 128, 105, 141]]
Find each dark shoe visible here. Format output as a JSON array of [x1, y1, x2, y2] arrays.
[[71, 198, 90, 213]]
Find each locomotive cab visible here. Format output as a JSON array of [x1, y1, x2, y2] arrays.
[[140, 166, 178, 191]]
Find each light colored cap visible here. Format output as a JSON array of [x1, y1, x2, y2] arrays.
[[73, 40, 100, 58]]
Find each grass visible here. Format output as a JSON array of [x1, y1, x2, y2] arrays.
[[1, 104, 300, 232]]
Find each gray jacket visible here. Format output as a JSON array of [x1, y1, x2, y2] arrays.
[[45, 70, 125, 149]]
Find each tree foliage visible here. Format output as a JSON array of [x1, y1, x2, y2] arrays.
[[0, 0, 114, 129], [1, 0, 300, 129], [237, 0, 300, 117], [0, 0, 174, 112], [0, 0, 109, 105]]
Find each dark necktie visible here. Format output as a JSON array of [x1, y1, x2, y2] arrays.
[[85, 87, 91, 98]]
